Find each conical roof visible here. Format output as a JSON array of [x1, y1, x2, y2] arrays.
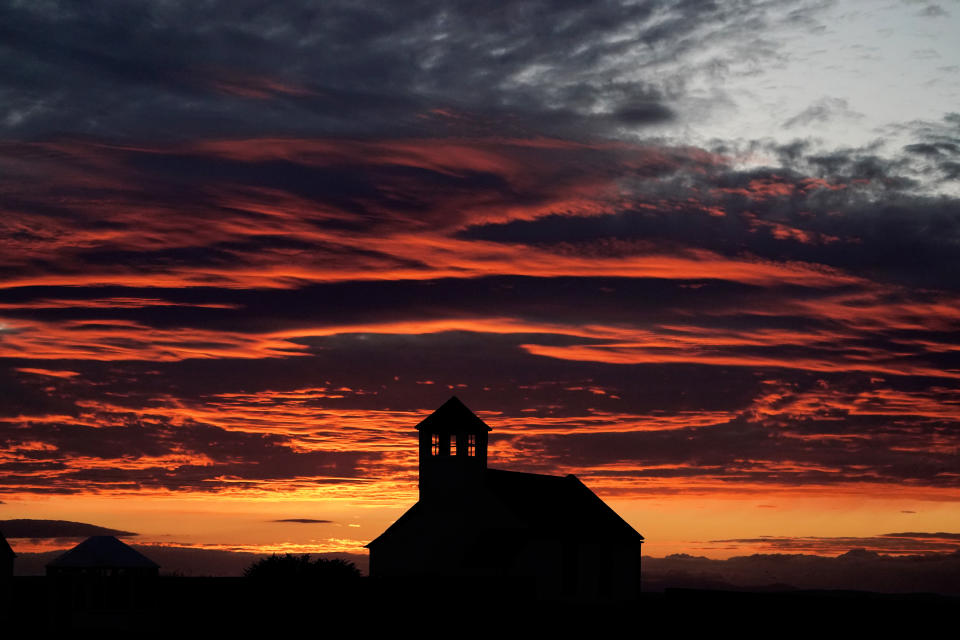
[[415, 396, 491, 432], [47, 535, 159, 569]]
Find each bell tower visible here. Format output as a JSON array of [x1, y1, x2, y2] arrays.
[[416, 396, 490, 502]]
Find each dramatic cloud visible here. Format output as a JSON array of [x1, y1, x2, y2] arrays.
[[710, 532, 960, 556], [0, 0, 959, 561], [272, 519, 335, 524], [1, 0, 839, 142], [0, 518, 136, 538], [783, 97, 864, 129]]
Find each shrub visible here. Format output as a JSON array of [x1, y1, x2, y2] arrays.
[[243, 553, 361, 582]]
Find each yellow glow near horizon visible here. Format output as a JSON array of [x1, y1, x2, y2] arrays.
[[5, 488, 959, 559]]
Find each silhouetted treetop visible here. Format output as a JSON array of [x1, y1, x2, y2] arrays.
[[243, 553, 361, 582]]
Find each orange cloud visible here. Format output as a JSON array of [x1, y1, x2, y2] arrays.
[[0, 318, 308, 361], [520, 342, 960, 378], [14, 368, 80, 378], [0, 298, 238, 310]]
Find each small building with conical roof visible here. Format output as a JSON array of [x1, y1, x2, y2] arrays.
[[46, 536, 159, 627], [47, 536, 159, 577], [367, 396, 644, 601]]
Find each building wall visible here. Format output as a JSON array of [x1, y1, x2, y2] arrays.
[[372, 525, 641, 602]]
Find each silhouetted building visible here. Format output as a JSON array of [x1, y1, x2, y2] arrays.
[[46, 536, 159, 629], [367, 397, 644, 601], [0, 530, 13, 622], [47, 535, 160, 578], [0, 530, 13, 579]]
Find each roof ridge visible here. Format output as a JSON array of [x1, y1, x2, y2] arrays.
[[415, 395, 492, 432]]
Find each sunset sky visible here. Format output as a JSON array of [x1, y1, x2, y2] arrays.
[[2, 1, 960, 564]]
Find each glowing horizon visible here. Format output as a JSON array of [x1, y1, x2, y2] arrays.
[[2, 1, 960, 567]]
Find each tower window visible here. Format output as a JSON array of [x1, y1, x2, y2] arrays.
[[467, 434, 476, 457], [432, 433, 440, 456], [449, 434, 457, 456]]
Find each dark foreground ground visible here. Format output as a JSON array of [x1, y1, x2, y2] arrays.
[[3, 576, 957, 634]]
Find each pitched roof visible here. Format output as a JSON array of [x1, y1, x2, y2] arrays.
[[47, 536, 159, 569], [415, 396, 491, 433], [485, 469, 644, 542], [0, 530, 14, 558], [367, 469, 643, 547], [366, 502, 426, 548]]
